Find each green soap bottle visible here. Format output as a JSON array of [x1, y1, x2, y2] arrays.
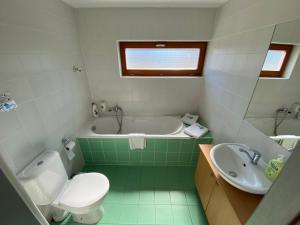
[[264, 154, 286, 182]]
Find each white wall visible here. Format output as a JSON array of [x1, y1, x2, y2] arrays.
[[272, 19, 300, 44], [198, 0, 300, 159], [76, 8, 216, 116], [247, 64, 300, 117], [247, 20, 300, 118], [0, 0, 91, 177], [199, 0, 300, 224]]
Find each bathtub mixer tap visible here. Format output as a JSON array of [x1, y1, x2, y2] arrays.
[[108, 104, 122, 113], [274, 107, 292, 136], [108, 104, 123, 134]]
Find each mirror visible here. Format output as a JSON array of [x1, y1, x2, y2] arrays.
[[245, 19, 300, 152]]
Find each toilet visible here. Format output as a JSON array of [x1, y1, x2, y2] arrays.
[[17, 150, 110, 224]]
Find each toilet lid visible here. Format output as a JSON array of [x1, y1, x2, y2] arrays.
[[58, 173, 109, 208]]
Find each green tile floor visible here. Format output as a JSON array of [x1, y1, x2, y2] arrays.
[[51, 166, 208, 225]]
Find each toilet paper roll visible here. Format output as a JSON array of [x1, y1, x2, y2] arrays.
[[65, 141, 76, 160]]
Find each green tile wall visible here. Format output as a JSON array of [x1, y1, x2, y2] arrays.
[[77, 133, 212, 166]]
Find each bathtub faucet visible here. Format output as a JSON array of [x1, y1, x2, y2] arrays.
[[108, 104, 123, 113], [108, 104, 123, 134]]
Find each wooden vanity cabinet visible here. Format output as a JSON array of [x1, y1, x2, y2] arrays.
[[206, 181, 240, 225], [195, 153, 216, 210], [195, 153, 241, 225], [196, 144, 263, 225]]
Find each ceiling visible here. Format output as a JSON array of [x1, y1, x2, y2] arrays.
[[62, 0, 228, 8]]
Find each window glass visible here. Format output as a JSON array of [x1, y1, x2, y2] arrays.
[[119, 42, 207, 77], [125, 48, 200, 70], [262, 50, 286, 71], [260, 44, 293, 78]]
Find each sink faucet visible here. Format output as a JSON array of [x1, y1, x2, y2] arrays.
[[239, 148, 261, 165]]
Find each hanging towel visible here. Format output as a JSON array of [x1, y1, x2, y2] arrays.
[[184, 123, 208, 138], [128, 133, 146, 150]]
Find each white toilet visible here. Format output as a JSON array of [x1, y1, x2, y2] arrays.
[[17, 150, 110, 224]]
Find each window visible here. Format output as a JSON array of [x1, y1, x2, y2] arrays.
[[119, 41, 207, 77], [260, 44, 293, 77]]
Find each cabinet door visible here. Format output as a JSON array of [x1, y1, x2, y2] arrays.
[[195, 154, 216, 210], [206, 182, 241, 225]]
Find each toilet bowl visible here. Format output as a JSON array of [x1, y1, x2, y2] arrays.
[[53, 173, 109, 223], [17, 151, 110, 224]]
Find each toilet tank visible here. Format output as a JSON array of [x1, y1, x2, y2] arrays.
[[17, 151, 68, 205]]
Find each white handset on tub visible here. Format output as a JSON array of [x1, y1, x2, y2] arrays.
[[184, 123, 208, 138], [181, 113, 199, 125]]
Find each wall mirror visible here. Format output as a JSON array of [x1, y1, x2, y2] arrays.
[[245, 19, 300, 152]]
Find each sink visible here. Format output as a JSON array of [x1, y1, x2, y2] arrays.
[[210, 143, 272, 195]]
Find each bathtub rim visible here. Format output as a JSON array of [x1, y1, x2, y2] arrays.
[[76, 116, 212, 140]]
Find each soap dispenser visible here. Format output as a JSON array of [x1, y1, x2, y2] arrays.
[[264, 154, 286, 182], [92, 102, 99, 118]]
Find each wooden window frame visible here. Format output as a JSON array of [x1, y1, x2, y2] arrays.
[[260, 43, 293, 78], [119, 41, 207, 77]]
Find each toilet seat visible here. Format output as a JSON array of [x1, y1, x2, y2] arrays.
[[18, 150, 110, 224], [56, 173, 109, 214]]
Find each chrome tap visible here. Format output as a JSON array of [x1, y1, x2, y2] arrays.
[[239, 148, 261, 165], [108, 104, 123, 134], [108, 104, 122, 113]]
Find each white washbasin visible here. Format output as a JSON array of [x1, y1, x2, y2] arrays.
[[210, 143, 272, 195]]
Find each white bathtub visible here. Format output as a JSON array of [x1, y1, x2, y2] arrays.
[[247, 117, 300, 136], [246, 117, 300, 151], [78, 116, 190, 138]]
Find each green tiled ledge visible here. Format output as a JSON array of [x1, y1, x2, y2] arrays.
[[77, 134, 213, 166]]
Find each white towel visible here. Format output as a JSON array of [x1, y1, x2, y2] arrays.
[[184, 123, 208, 138], [128, 133, 146, 150]]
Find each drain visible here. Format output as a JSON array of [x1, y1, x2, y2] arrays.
[[228, 171, 238, 178]]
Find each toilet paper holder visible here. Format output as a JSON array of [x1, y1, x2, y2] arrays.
[[62, 137, 72, 147], [62, 137, 76, 160]]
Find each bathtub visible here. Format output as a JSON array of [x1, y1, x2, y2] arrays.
[[77, 116, 213, 166], [246, 117, 300, 151], [247, 117, 300, 137], [78, 116, 190, 138]]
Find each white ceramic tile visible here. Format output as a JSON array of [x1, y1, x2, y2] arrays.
[[35, 94, 60, 133], [18, 54, 43, 73], [0, 0, 90, 178], [0, 78, 34, 104], [0, 131, 37, 173], [77, 8, 216, 115], [201, 1, 300, 224], [26, 73, 53, 98], [247, 52, 300, 118], [0, 54, 23, 74], [0, 111, 21, 141], [16, 101, 46, 146]]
